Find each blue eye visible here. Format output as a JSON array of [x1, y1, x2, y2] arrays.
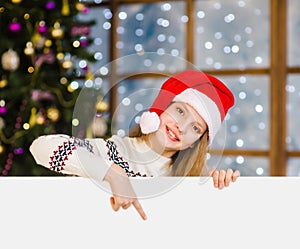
[[176, 107, 184, 115], [192, 125, 200, 134]]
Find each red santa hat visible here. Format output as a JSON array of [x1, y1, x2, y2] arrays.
[[139, 70, 235, 144]]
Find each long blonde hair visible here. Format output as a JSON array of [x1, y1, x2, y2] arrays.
[[129, 126, 209, 177], [171, 131, 208, 176]]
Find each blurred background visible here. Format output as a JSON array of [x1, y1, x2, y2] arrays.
[[0, 0, 299, 176]]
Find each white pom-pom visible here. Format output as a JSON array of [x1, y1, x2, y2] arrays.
[[139, 111, 160, 134]]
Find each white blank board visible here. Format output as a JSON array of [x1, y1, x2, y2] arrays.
[[0, 177, 299, 249]]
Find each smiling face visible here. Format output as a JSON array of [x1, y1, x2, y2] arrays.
[[147, 101, 208, 157]]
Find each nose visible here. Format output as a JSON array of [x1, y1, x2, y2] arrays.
[[177, 121, 188, 134]]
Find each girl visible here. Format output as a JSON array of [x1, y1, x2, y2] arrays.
[[30, 70, 240, 221]]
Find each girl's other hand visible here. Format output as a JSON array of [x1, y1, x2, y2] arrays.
[[208, 166, 240, 190]]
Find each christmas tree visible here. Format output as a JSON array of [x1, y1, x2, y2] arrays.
[[0, 0, 104, 176]]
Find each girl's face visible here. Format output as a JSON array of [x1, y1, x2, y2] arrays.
[[153, 102, 208, 154]]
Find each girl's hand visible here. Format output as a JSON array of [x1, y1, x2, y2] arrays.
[[208, 166, 240, 190], [104, 163, 147, 221]]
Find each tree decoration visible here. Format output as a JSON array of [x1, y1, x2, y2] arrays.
[[0, 77, 8, 88], [0, 100, 7, 115], [51, 22, 64, 39], [95, 99, 109, 113], [31, 32, 47, 49], [75, 2, 85, 12], [37, 21, 48, 34], [9, 20, 22, 33], [62, 0, 70, 16], [45, 1, 56, 10], [47, 107, 60, 122], [1, 49, 20, 71], [24, 42, 35, 56], [61, 54, 73, 69]]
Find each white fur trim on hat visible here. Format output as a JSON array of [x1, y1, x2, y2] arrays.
[[140, 111, 160, 134], [174, 89, 222, 144]]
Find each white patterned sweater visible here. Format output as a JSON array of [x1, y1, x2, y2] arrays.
[[30, 134, 172, 180]]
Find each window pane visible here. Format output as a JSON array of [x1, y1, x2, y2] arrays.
[[287, 158, 300, 176], [288, 0, 300, 67], [210, 75, 270, 150], [208, 155, 269, 176], [287, 75, 300, 150], [195, 0, 269, 70], [77, 7, 110, 74], [117, 2, 186, 74], [113, 77, 166, 135]]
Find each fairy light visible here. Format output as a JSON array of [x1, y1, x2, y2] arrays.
[[197, 11, 205, 19], [256, 167, 264, 175], [136, 13, 144, 21], [23, 123, 30, 130], [121, 97, 131, 106], [99, 66, 108, 75], [118, 12, 127, 20], [70, 81, 79, 90], [73, 40, 80, 48], [161, 3, 171, 11], [28, 67, 34, 73], [72, 118, 79, 126]]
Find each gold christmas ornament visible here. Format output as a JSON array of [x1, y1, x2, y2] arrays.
[[29, 107, 37, 126], [1, 49, 20, 71], [24, 13, 30, 20], [11, 0, 22, 3], [67, 84, 75, 93], [36, 112, 45, 125], [75, 2, 85, 12], [24, 42, 34, 56], [45, 39, 52, 47], [31, 33, 46, 49], [62, 0, 70, 16], [62, 58, 73, 69], [0, 78, 8, 88], [56, 52, 64, 61], [47, 107, 60, 122], [95, 99, 109, 113], [29, 108, 45, 126], [51, 22, 64, 39]]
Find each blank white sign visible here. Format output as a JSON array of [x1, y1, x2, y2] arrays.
[[0, 177, 299, 249]]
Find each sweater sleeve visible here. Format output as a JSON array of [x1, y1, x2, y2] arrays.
[[29, 134, 112, 182]]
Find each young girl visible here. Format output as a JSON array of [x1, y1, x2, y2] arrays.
[[30, 70, 240, 220]]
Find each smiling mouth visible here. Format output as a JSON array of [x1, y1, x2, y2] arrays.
[[166, 126, 180, 142]]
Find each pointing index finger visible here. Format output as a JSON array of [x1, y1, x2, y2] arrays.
[[132, 199, 147, 221]]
